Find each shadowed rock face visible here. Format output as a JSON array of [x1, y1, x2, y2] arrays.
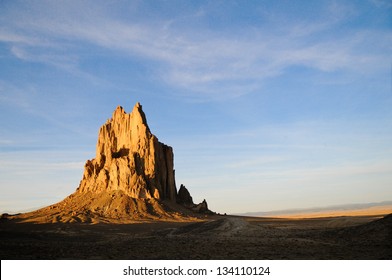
[[177, 184, 194, 206], [77, 103, 177, 202]]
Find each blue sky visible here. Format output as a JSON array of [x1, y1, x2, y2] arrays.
[[0, 0, 391, 214]]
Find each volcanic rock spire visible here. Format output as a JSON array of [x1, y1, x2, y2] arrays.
[[11, 102, 211, 223], [77, 102, 177, 201]]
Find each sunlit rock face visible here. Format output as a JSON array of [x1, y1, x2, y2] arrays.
[[77, 103, 177, 201], [11, 102, 211, 223]]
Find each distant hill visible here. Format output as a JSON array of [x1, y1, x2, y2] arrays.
[[1, 206, 42, 215], [237, 201, 392, 218]]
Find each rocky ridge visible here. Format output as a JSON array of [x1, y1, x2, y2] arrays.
[[12, 103, 210, 223]]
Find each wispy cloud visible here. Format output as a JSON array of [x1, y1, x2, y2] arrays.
[[1, 1, 391, 214], [1, 1, 390, 100], [370, 0, 392, 8], [0, 80, 32, 109], [175, 117, 392, 197], [0, 160, 84, 172]]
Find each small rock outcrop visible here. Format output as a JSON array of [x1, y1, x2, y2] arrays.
[[192, 199, 209, 213], [177, 184, 194, 206], [176, 184, 211, 214]]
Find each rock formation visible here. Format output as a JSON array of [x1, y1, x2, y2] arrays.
[[177, 184, 194, 206], [12, 102, 211, 223], [176, 184, 209, 213], [77, 103, 177, 202]]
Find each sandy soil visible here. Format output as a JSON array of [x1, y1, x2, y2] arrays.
[[1, 213, 391, 260]]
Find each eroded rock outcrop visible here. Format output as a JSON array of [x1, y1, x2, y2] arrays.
[[176, 184, 210, 213], [77, 103, 177, 202], [177, 184, 194, 206], [12, 102, 211, 223]]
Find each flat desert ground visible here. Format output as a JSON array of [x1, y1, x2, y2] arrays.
[[1, 210, 391, 259]]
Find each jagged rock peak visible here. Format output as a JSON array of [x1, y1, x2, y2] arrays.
[[111, 103, 149, 131], [77, 102, 177, 202], [177, 184, 194, 206]]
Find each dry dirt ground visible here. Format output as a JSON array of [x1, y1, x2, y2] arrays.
[[0, 214, 391, 259]]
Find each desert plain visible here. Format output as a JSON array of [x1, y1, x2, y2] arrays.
[[1, 209, 391, 260], [1, 104, 390, 260]]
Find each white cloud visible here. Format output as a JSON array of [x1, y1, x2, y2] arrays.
[[1, 1, 390, 100], [0, 80, 32, 109]]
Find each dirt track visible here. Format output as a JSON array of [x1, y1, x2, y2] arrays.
[[1, 214, 391, 259]]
